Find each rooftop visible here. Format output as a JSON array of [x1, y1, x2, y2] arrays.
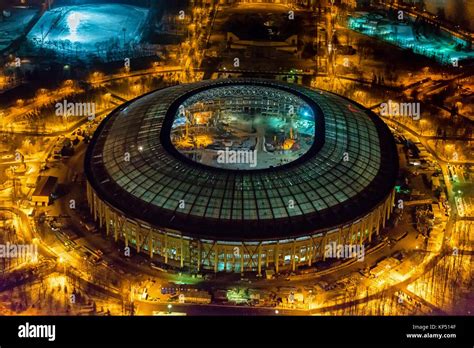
[[85, 79, 398, 241]]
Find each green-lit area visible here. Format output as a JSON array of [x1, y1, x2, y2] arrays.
[[226, 289, 250, 304], [171, 85, 316, 170], [348, 13, 474, 65]]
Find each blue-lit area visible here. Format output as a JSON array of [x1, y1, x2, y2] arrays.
[[0, 7, 38, 51], [348, 13, 474, 65], [170, 85, 316, 170], [27, 4, 149, 57]]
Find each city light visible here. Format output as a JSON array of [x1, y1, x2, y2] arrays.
[[0, 1, 471, 341]]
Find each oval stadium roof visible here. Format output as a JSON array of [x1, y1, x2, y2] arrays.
[[85, 79, 398, 241]]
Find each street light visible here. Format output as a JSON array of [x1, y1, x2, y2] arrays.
[[58, 256, 66, 274], [167, 304, 172, 313], [274, 309, 279, 315], [444, 144, 454, 157]]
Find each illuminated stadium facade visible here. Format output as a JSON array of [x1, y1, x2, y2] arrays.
[[85, 79, 398, 274]]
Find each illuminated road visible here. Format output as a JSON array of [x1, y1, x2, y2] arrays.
[[87, 66, 182, 86], [0, 206, 56, 259], [136, 300, 299, 316]]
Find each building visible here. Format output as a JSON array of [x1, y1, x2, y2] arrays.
[[181, 291, 212, 304], [31, 176, 58, 206], [227, 32, 298, 55], [85, 79, 398, 275]]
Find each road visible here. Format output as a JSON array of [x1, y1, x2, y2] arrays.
[[0, 206, 56, 259], [87, 66, 182, 86], [136, 300, 298, 316]]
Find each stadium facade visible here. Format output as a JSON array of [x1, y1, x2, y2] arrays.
[[85, 79, 398, 274]]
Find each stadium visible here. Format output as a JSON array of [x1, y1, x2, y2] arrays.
[[85, 79, 398, 274], [26, 4, 149, 58]]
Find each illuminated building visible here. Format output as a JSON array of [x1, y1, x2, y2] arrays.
[[31, 176, 59, 206], [85, 79, 398, 274]]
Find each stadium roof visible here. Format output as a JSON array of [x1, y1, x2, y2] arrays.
[[85, 79, 398, 241]]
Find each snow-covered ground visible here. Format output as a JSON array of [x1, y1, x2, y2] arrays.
[[27, 4, 149, 54], [0, 8, 38, 50]]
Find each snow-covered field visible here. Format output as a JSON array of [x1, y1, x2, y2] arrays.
[[0, 8, 37, 50], [27, 4, 149, 54]]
